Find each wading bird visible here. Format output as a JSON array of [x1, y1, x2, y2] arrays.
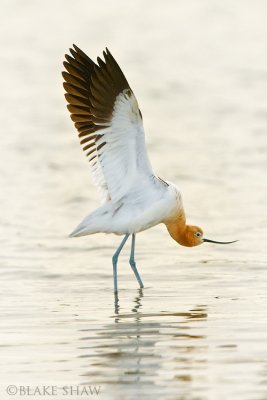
[[62, 45, 237, 293]]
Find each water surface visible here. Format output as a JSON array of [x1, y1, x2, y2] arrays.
[[1, 1, 267, 399]]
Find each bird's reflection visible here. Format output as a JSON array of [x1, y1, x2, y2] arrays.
[[114, 292, 119, 315], [114, 288, 143, 317], [79, 290, 208, 394]]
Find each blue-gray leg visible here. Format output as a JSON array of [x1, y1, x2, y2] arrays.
[[129, 234, 144, 288], [112, 234, 130, 293]]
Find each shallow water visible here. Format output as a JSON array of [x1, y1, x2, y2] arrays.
[[1, 0, 267, 399]]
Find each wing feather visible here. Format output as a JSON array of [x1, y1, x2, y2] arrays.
[[63, 45, 159, 205]]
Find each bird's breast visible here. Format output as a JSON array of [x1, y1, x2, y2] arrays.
[[109, 183, 183, 234]]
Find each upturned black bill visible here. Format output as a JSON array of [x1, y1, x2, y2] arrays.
[[202, 238, 238, 244]]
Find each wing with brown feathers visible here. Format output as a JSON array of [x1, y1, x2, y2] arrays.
[[63, 45, 155, 205]]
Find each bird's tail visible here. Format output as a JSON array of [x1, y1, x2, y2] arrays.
[[69, 227, 94, 237], [69, 203, 111, 237]]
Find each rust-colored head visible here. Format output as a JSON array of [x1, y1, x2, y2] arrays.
[[167, 223, 204, 247], [178, 225, 204, 247], [165, 209, 204, 247]]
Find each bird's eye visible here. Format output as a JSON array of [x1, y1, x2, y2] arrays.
[[195, 231, 202, 238]]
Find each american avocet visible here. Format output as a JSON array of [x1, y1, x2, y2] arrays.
[[62, 45, 237, 293]]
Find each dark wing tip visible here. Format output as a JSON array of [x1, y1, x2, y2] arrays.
[[73, 44, 84, 55], [97, 56, 105, 68]]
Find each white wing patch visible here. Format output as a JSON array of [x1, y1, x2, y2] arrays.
[[95, 89, 154, 204]]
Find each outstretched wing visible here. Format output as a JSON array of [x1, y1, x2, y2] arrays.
[[62, 45, 155, 204]]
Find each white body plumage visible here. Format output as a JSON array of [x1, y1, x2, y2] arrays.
[[70, 180, 182, 237]]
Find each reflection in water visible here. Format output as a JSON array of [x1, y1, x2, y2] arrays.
[[114, 288, 144, 316], [78, 290, 208, 397]]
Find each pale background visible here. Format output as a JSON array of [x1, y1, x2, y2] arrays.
[[1, 1, 267, 399]]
